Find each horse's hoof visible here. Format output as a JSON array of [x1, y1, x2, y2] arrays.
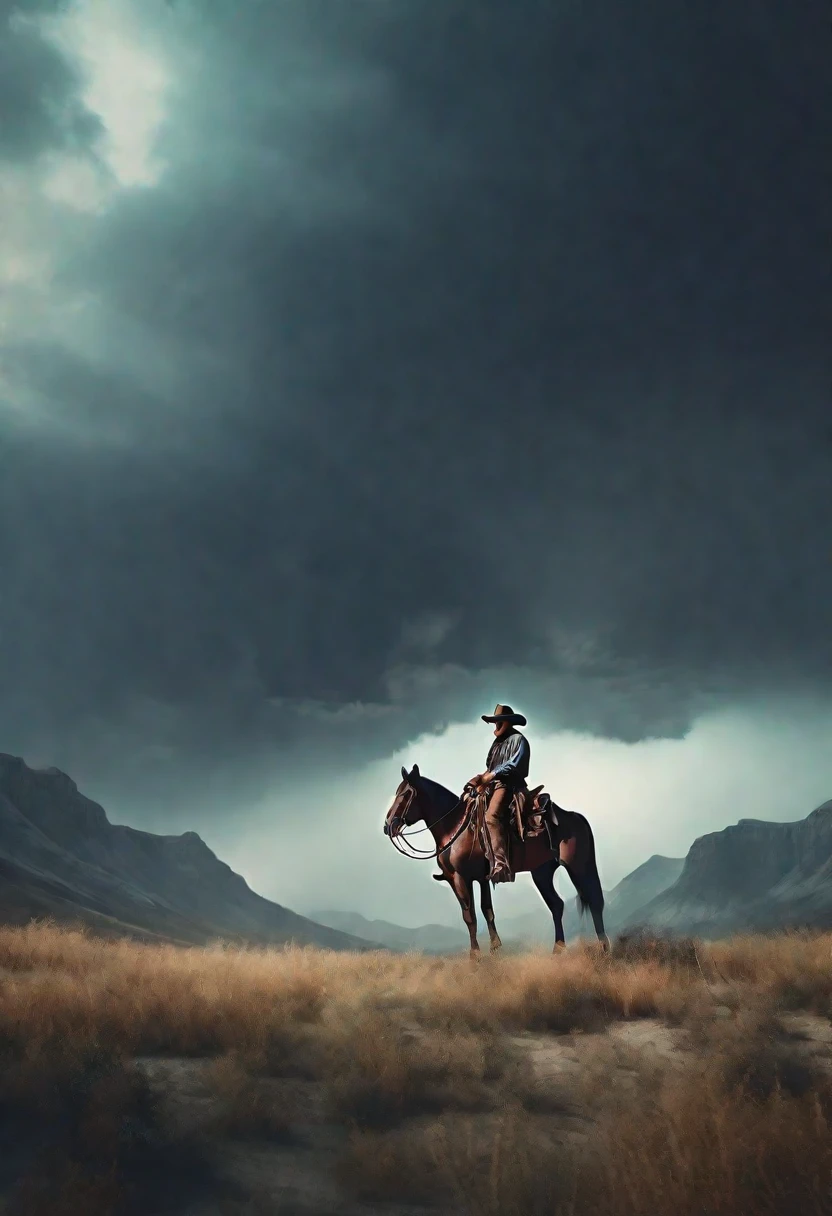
[[490, 940, 503, 954], [553, 941, 567, 953]]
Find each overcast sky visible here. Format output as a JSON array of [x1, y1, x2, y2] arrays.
[[1, 0, 830, 925]]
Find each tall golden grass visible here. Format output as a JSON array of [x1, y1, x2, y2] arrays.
[[2, 920, 832, 1215], [424, 1069, 832, 1216], [4, 919, 831, 1058], [340, 1024, 832, 1215]]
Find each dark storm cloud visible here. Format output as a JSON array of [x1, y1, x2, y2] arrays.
[[2, 0, 831, 811], [0, 0, 101, 160]]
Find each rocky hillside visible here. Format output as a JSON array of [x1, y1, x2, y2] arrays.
[[0, 753, 373, 950], [628, 800, 832, 936], [604, 854, 686, 927]]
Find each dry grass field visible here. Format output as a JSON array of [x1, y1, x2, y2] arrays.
[[1, 921, 832, 1214]]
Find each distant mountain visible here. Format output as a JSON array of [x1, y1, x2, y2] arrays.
[[311, 910, 470, 954], [628, 800, 832, 936], [0, 753, 375, 951], [605, 854, 686, 925], [314, 907, 548, 953]]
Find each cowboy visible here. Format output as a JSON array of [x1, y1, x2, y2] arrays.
[[468, 704, 530, 884]]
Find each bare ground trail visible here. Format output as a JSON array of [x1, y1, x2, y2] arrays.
[[133, 1007, 832, 1215]]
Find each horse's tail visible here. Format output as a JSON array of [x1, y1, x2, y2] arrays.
[[571, 812, 604, 917]]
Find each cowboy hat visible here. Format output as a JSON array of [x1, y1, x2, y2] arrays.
[[481, 703, 527, 727]]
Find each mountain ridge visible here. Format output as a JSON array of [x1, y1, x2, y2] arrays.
[[0, 753, 375, 951], [310, 910, 470, 954], [4, 750, 828, 950], [623, 799, 832, 936]]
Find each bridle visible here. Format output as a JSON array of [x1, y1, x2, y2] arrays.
[[386, 782, 476, 862]]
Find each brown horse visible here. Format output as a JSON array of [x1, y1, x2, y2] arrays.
[[384, 765, 609, 955]]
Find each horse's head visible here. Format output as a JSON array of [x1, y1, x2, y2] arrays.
[[384, 764, 423, 837]]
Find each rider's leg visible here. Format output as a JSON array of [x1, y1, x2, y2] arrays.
[[484, 783, 512, 882]]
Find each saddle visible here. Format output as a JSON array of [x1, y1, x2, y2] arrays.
[[510, 785, 561, 849], [464, 782, 563, 863]]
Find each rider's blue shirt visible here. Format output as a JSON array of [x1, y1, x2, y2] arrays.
[[486, 730, 531, 786]]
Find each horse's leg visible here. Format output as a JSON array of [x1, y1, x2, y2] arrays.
[[478, 879, 502, 953], [564, 863, 610, 953], [587, 896, 610, 952], [592, 905, 610, 952], [565, 815, 610, 952], [450, 871, 480, 956], [532, 861, 566, 951]]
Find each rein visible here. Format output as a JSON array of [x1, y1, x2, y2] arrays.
[[387, 786, 476, 863]]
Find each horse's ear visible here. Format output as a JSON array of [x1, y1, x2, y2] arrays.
[[401, 766, 409, 783], [410, 764, 420, 781]]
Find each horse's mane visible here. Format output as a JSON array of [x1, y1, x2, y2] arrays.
[[414, 773, 459, 810]]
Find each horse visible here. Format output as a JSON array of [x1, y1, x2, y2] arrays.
[[384, 765, 609, 956]]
